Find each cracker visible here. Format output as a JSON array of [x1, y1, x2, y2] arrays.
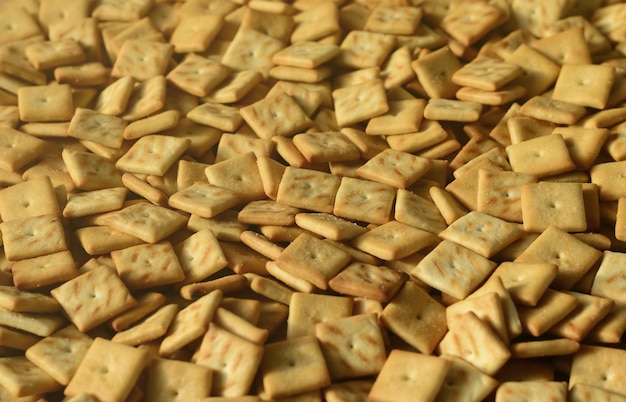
[[272, 41, 340, 69], [437, 354, 499, 402], [240, 93, 313, 139], [110, 292, 166, 332], [441, 0, 505, 46], [549, 291, 614, 341], [275, 233, 351, 291], [424, 98, 482, 122], [411, 46, 462, 99], [204, 70, 263, 104], [333, 176, 395, 225], [340, 127, 390, 160], [24, 39, 85, 70], [111, 242, 184, 290], [260, 335, 331, 399], [237, 200, 301, 227], [123, 110, 180, 141], [246, 273, 293, 305], [74, 225, 145, 256], [569, 383, 626, 402], [492, 261, 558, 307], [240, 7, 294, 43], [215, 133, 274, 163], [532, 26, 592, 66], [0, 7, 41, 46], [294, 212, 367, 241], [187, 101, 242, 133], [495, 381, 567, 402], [0, 213, 67, 261], [394, 188, 448, 234], [447, 290, 509, 344], [511, 338, 580, 359], [212, 306, 268, 345], [169, 14, 222, 54], [517, 289, 579, 337], [505, 44, 560, 100], [116, 135, 190, 176], [365, 99, 425, 136], [324, 380, 373, 402], [332, 78, 389, 127], [143, 356, 212, 402], [292, 131, 359, 164], [328, 262, 405, 303], [159, 289, 222, 357], [552, 63, 614, 109], [0, 286, 59, 314], [438, 311, 511, 376], [11, 250, 78, 290], [429, 185, 469, 225], [0, 356, 61, 398], [94, 76, 134, 116], [276, 166, 341, 214], [169, 183, 241, 219], [476, 168, 536, 223], [352, 220, 438, 261], [386, 119, 449, 154], [520, 182, 587, 232], [64, 337, 149, 402], [0, 307, 65, 338], [590, 251, 626, 305], [452, 56, 524, 91], [364, 4, 422, 35], [356, 148, 432, 190], [221, 28, 284, 79], [0, 176, 60, 221], [315, 313, 386, 380], [570, 344, 626, 396], [122, 75, 167, 122], [17, 84, 74, 123], [506, 134, 576, 178], [167, 54, 230, 98], [164, 119, 220, 160], [104, 202, 187, 244], [380, 281, 447, 354], [205, 152, 265, 203], [67, 107, 126, 149], [368, 349, 450, 402], [187, 210, 246, 243], [111, 39, 172, 81], [111, 303, 178, 347]]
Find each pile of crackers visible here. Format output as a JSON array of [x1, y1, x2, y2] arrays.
[[2, 0, 626, 400]]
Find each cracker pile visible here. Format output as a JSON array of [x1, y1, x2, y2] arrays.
[[2, 0, 626, 400]]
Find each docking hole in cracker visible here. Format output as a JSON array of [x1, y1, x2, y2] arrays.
[[1, 1, 626, 401]]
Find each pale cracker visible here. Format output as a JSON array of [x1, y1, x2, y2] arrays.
[[240, 7, 294, 43], [116, 135, 190, 176], [143, 356, 212, 402], [122, 75, 167, 122], [94, 76, 134, 116], [447, 290, 509, 344], [440, 0, 505, 46], [111, 40, 172, 82], [549, 291, 614, 341], [187, 101, 242, 132], [272, 41, 340, 69], [123, 110, 180, 141], [64, 337, 149, 402], [332, 78, 389, 127], [256, 155, 285, 200], [0, 286, 59, 313], [413, 239, 497, 300], [103, 202, 187, 244], [169, 14, 222, 54], [0, 307, 65, 337], [352, 220, 438, 261], [569, 383, 626, 402], [179, 275, 248, 301], [491, 261, 558, 307], [110, 292, 166, 332], [0, 175, 60, 221], [290, 1, 339, 43], [187, 210, 246, 243], [586, 303, 626, 344], [520, 182, 587, 233], [67, 108, 126, 149], [24, 39, 85, 70], [164, 118, 221, 160], [10, 250, 78, 290], [61, 148, 123, 191], [159, 289, 222, 357], [505, 44, 560, 100], [380, 281, 447, 354], [477, 168, 536, 223], [333, 176, 396, 225], [437, 354, 499, 402], [385, 119, 448, 154], [440, 210, 522, 258], [111, 242, 184, 291], [237, 200, 301, 226], [456, 84, 527, 106], [368, 349, 450, 402], [495, 381, 567, 402], [260, 336, 330, 399], [506, 134, 576, 178], [507, 115, 556, 145], [205, 152, 266, 203], [356, 148, 431, 189], [365, 99, 426, 136], [510, 338, 580, 359], [438, 311, 511, 376], [50, 265, 136, 333], [452, 56, 524, 91], [429, 185, 469, 225], [315, 313, 386, 380], [204, 70, 263, 104], [333, 67, 380, 90], [24, 325, 93, 386], [240, 93, 313, 139], [364, 4, 422, 35], [411, 46, 462, 99], [268, 65, 333, 84], [54, 61, 110, 87], [0, 214, 67, 261], [590, 251, 626, 305], [552, 63, 614, 109], [531, 26, 592, 65], [0, 356, 61, 398], [335, 30, 395, 70], [423, 98, 482, 122], [394, 188, 448, 234], [246, 273, 294, 305], [167, 54, 230, 98], [292, 131, 360, 164], [328, 262, 406, 303], [111, 303, 179, 347], [570, 344, 626, 396], [213, 306, 268, 345], [17, 83, 74, 122], [214, 133, 274, 163], [340, 127, 389, 160], [516, 289, 579, 337], [74, 226, 145, 256], [0, 128, 45, 172], [294, 212, 367, 241], [169, 183, 241, 219], [221, 28, 284, 79], [276, 166, 341, 214], [275, 233, 351, 291], [122, 173, 169, 207]]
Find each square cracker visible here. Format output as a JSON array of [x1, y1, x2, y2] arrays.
[[515, 225, 602, 290], [332, 78, 389, 127], [192, 323, 263, 397], [356, 148, 432, 189], [291, 2, 340, 43], [315, 313, 386, 380], [116, 135, 190, 176], [0, 175, 60, 221], [335, 30, 395, 70], [50, 265, 136, 332], [221, 28, 284, 80], [166, 54, 230, 98], [452, 56, 524, 91], [440, 0, 505, 46], [365, 99, 426, 136], [292, 131, 360, 164], [570, 345, 626, 396], [111, 39, 172, 82], [411, 46, 462, 99], [169, 14, 222, 54], [168, 183, 241, 219], [187, 101, 242, 133], [94, 76, 134, 116], [369, 349, 450, 402], [505, 44, 560, 100], [104, 202, 187, 244], [0, 356, 61, 398], [394, 188, 448, 235], [159, 290, 222, 357], [0, 214, 67, 261], [205, 152, 266, 203], [590, 251, 626, 305], [295, 212, 367, 241], [552, 63, 614, 109], [275, 233, 351, 291], [477, 168, 537, 223], [437, 354, 499, 402], [492, 261, 558, 307], [272, 41, 340, 69], [506, 134, 576, 178], [495, 381, 567, 402], [380, 281, 447, 355], [11, 250, 78, 290], [0, 285, 59, 313], [276, 166, 341, 214], [67, 108, 127, 149], [63, 187, 127, 219], [17, 84, 74, 122], [549, 291, 614, 342], [333, 176, 396, 225], [25, 325, 93, 386], [328, 262, 405, 303], [520, 182, 587, 233], [438, 210, 522, 258], [111, 303, 178, 347], [240, 93, 313, 139], [260, 336, 331, 399], [143, 357, 212, 402], [122, 75, 167, 121], [111, 242, 184, 290], [516, 289, 579, 337], [64, 337, 150, 402], [351, 220, 438, 261]]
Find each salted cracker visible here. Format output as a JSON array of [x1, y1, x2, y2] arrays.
[[111, 40, 172, 82], [291, 2, 339, 43], [24, 39, 85, 70], [276, 166, 341, 214], [495, 381, 567, 402], [0, 286, 59, 313], [0, 356, 61, 398], [506, 134, 576, 178], [111, 303, 178, 347], [111, 242, 184, 290], [11, 250, 78, 290], [570, 344, 626, 396], [332, 78, 389, 127], [477, 168, 536, 223], [67, 108, 126, 149], [0, 176, 59, 221], [167, 54, 230, 98], [103, 202, 187, 244], [328, 262, 405, 303], [169, 183, 241, 219], [240, 93, 313, 139], [122, 75, 167, 121], [221, 28, 284, 80], [116, 135, 190, 176], [333, 177, 396, 225], [64, 337, 149, 402], [17, 84, 74, 123], [169, 14, 222, 54], [505, 44, 560, 100], [352, 220, 438, 261], [520, 182, 587, 233], [187, 101, 242, 132], [412, 240, 497, 300], [0, 214, 67, 261], [492, 261, 558, 307]]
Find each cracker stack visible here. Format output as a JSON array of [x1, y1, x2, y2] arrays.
[[1, 0, 626, 401]]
